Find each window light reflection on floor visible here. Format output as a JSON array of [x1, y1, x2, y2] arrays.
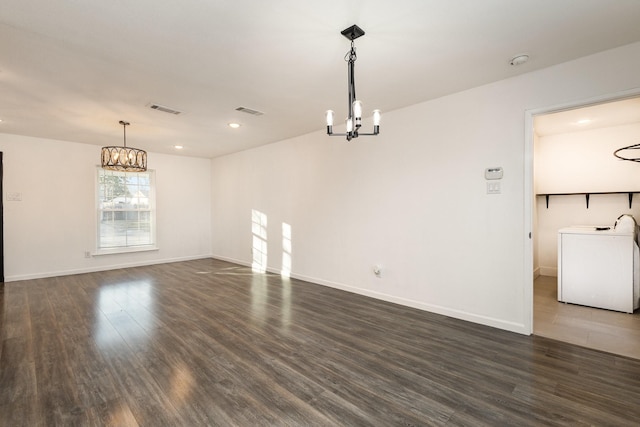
[[94, 280, 153, 350]]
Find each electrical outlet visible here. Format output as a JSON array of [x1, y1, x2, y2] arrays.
[[84, 251, 92, 258], [373, 265, 382, 277]]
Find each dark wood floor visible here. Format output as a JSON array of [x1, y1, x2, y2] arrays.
[[1, 259, 640, 426]]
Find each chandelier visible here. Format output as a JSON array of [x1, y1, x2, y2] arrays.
[[101, 120, 147, 172], [326, 25, 381, 141], [614, 143, 640, 162]]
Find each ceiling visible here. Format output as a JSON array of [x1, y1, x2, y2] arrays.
[[535, 96, 640, 137], [2, 1, 640, 159]]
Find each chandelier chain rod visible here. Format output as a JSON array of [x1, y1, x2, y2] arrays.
[[345, 42, 358, 140], [120, 120, 129, 148], [348, 51, 356, 137]]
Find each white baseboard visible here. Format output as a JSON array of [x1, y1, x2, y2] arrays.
[[210, 254, 530, 336], [5, 254, 214, 282], [287, 271, 528, 335], [210, 254, 252, 268], [16, 253, 529, 336], [539, 266, 558, 277]]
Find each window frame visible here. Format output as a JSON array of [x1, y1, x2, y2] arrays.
[[95, 167, 158, 255]]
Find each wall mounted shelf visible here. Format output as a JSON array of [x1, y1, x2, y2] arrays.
[[537, 191, 640, 209]]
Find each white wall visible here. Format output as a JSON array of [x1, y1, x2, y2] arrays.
[[1, 133, 212, 281], [210, 41, 640, 335], [535, 123, 640, 276]]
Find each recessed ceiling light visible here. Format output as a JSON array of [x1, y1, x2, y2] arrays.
[[576, 119, 592, 125], [174, 145, 184, 150], [228, 123, 241, 129]]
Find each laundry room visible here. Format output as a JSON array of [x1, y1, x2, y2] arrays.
[[532, 96, 640, 358], [534, 96, 640, 278]]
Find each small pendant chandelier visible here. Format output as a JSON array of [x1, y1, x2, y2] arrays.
[[326, 24, 381, 141], [101, 120, 147, 172]]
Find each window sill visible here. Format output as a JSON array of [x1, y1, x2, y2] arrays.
[[93, 245, 159, 256]]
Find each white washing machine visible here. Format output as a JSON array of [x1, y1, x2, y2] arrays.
[[558, 223, 640, 313]]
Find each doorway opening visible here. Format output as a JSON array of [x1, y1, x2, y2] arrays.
[[527, 93, 640, 359]]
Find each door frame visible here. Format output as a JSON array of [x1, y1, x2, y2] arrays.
[[1, 151, 3, 283], [524, 87, 640, 335]]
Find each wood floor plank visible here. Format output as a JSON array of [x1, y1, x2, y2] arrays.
[[1, 258, 640, 426]]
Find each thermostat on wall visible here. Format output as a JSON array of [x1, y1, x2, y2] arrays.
[[485, 167, 503, 180]]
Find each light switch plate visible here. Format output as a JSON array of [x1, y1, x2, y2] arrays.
[[487, 182, 501, 194], [6, 192, 22, 201]]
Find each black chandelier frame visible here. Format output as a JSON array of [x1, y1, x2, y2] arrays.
[[614, 143, 640, 163], [101, 120, 148, 172], [326, 25, 380, 141]]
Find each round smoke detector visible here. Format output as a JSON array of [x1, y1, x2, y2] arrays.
[[510, 54, 530, 66]]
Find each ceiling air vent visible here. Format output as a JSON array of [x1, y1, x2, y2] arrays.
[[149, 103, 182, 115], [235, 106, 264, 116]]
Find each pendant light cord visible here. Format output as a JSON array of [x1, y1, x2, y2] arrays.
[[119, 120, 130, 148], [347, 42, 357, 105], [344, 40, 357, 62]]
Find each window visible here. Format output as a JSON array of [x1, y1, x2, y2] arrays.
[[97, 168, 156, 252]]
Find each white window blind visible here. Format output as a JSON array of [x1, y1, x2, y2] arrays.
[[97, 168, 156, 251]]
